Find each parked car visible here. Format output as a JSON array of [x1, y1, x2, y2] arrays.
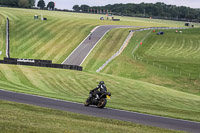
[[100, 17, 104, 20], [157, 31, 164, 35]]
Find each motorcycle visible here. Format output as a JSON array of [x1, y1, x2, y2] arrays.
[[84, 91, 111, 108]]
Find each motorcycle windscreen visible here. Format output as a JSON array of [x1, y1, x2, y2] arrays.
[[106, 95, 111, 99]]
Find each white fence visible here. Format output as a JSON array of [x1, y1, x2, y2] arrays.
[[6, 17, 10, 58]]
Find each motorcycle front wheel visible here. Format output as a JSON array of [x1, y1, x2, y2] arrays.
[[97, 98, 107, 108]]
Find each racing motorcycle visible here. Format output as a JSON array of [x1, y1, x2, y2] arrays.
[[84, 91, 111, 108]]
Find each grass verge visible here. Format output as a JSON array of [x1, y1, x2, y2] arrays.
[[0, 100, 184, 133]]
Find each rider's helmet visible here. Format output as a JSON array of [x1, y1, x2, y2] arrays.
[[99, 81, 104, 85]]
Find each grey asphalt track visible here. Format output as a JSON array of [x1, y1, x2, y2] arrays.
[[0, 89, 200, 133], [62, 25, 136, 66]]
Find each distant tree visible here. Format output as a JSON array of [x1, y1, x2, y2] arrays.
[[47, 1, 55, 10], [73, 5, 80, 12], [0, 0, 18, 7], [28, 0, 35, 7], [76, 2, 200, 20], [80, 5, 90, 12], [186, 14, 195, 19], [37, 0, 45, 9], [18, 0, 29, 8], [0, 0, 35, 8]]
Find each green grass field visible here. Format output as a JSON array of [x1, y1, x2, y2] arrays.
[[0, 100, 184, 133], [0, 7, 200, 132], [82, 28, 200, 96], [0, 7, 189, 62], [0, 64, 200, 122]]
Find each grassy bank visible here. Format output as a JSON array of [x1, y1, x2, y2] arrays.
[[0, 7, 187, 62], [92, 28, 200, 95], [0, 64, 200, 122], [0, 100, 184, 133]]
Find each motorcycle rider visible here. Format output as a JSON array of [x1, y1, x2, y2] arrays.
[[89, 81, 107, 100]]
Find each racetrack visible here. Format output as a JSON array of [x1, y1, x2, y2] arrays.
[[0, 89, 199, 133], [62, 25, 137, 66]]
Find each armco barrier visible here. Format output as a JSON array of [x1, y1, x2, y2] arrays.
[[0, 57, 82, 71]]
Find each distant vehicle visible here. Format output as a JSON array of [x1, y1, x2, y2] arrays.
[[185, 22, 190, 26], [157, 31, 164, 35], [100, 17, 104, 20]]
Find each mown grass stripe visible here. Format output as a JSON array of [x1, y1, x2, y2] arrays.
[[16, 20, 64, 58], [185, 39, 200, 57], [0, 11, 20, 20], [14, 20, 40, 38], [51, 25, 93, 63], [192, 40, 200, 58], [32, 20, 82, 58], [175, 39, 191, 56], [44, 25, 92, 62], [15, 19, 58, 52], [182, 39, 197, 57]]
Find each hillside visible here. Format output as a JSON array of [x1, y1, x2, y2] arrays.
[[0, 7, 187, 63], [0, 100, 182, 133], [0, 64, 200, 122], [0, 7, 200, 125], [84, 28, 200, 95]]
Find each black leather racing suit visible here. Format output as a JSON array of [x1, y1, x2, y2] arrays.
[[90, 84, 107, 99]]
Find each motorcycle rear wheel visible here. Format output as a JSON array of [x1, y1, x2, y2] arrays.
[[97, 98, 107, 108]]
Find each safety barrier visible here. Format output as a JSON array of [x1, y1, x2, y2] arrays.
[[0, 58, 82, 71]]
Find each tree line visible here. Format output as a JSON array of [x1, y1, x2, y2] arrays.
[[0, 0, 55, 10], [0, 0, 35, 8], [37, 0, 55, 10], [73, 2, 200, 21]]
